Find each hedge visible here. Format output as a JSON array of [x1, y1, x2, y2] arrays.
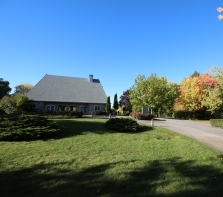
[[130, 112, 154, 120], [91, 110, 106, 115], [174, 110, 212, 120]]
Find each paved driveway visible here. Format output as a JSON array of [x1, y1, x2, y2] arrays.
[[137, 118, 223, 153]]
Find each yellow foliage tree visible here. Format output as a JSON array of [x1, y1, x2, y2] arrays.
[[203, 66, 223, 114], [14, 83, 33, 95], [175, 73, 220, 113], [116, 107, 124, 116], [176, 77, 203, 112]]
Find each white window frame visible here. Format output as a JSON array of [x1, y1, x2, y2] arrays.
[[46, 105, 55, 111]]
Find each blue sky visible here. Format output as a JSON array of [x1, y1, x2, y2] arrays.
[[0, 0, 222, 104]]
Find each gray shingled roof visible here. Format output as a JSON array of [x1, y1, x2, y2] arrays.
[[27, 74, 107, 103]]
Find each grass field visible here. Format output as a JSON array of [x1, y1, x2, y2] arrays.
[[0, 118, 223, 197]]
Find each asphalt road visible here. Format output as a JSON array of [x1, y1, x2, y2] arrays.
[[137, 118, 223, 153]]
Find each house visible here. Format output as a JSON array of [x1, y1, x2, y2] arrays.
[[27, 74, 107, 114]]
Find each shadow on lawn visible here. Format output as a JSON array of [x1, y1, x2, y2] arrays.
[[52, 119, 153, 139], [1, 156, 223, 197]]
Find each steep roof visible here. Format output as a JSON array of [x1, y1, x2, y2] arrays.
[[27, 74, 107, 104]]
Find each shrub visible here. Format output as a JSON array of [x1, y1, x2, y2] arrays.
[[174, 110, 190, 119], [0, 95, 31, 114], [91, 110, 106, 115], [210, 119, 223, 128], [116, 107, 124, 116], [70, 111, 83, 118], [105, 118, 141, 132], [174, 110, 212, 120], [130, 112, 154, 120], [0, 114, 62, 141], [43, 111, 83, 118]]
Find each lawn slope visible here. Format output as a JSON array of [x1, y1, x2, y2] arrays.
[[0, 118, 223, 197]]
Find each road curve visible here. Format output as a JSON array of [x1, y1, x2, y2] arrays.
[[137, 118, 223, 153]]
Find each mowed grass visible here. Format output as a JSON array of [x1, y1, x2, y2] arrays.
[[1, 118, 223, 197]]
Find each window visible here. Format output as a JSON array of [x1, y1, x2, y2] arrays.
[[58, 105, 67, 112], [29, 104, 35, 110], [94, 105, 100, 111], [69, 106, 77, 111], [46, 105, 55, 111]]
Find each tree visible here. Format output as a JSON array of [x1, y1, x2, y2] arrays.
[[175, 73, 220, 114], [130, 74, 178, 116], [105, 96, 111, 113], [202, 66, 223, 114], [119, 89, 132, 112], [175, 77, 204, 112], [190, 71, 200, 78], [113, 93, 118, 110], [0, 78, 11, 99], [0, 94, 30, 114], [14, 83, 33, 95]]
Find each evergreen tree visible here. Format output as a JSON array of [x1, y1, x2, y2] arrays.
[[190, 71, 200, 78], [106, 96, 111, 113], [113, 93, 118, 110]]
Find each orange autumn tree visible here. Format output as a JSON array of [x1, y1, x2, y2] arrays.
[[203, 66, 223, 114], [175, 74, 219, 113]]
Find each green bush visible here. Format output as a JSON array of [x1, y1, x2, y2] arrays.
[[0, 94, 31, 114], [130, 112, 154, 120], [105, 118, 141, 132], [91, 110, 106, 115], [174, 110, 212, 120], [42, 111, 83, 119], [210, 119, 223, 128], [70, 111, 83, 117], [174, 110, 190, 119], [0, 114, 62, 141]]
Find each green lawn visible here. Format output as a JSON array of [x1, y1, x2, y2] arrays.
[[1, 118, 223, 197]]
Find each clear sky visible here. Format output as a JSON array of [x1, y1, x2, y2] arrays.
[[1, 0, 222, 105]]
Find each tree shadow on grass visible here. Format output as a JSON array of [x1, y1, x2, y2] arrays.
[[1, 156, 223, 197], [50, 119, 154, 140]]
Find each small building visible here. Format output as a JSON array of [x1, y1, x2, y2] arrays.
[[27, 74, 107, 114]]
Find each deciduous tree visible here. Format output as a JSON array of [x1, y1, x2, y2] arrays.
[[14, 83, 33, 95], [0, 94, 30, 114], [119, 90, 132, 112], [130, 74, 178, 116], [203, 66, 223, 114], [0, 78, 11, 99], [175, 73, 220, 114]]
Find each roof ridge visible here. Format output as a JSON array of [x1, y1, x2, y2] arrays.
[[46, 74, 88, 80]]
